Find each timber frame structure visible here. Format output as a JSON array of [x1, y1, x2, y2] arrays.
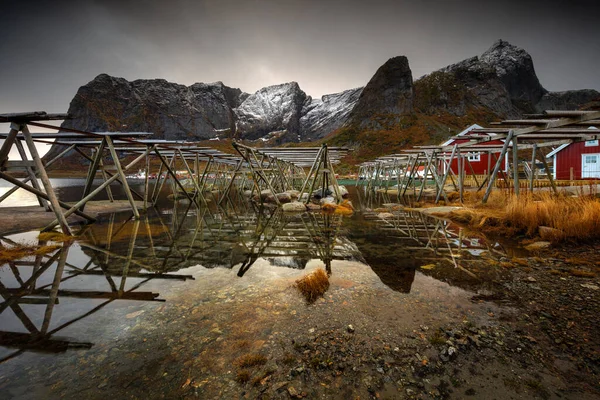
[[358, 110, 600, 203], [232, 143, 351, 205], [0, 111, 244, 235]]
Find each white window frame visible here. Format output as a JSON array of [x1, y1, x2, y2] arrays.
[[467, 152, 481, 162], [585, 140, 599, 147]]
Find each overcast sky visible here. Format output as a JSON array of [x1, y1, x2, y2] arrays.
[[0, 0, 599, 115]]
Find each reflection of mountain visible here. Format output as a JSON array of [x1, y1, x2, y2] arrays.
[[349, 193, 512, 294], [352, 237, 417, 293]]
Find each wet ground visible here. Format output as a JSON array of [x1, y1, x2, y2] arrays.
[[0, 184, 599, 399]]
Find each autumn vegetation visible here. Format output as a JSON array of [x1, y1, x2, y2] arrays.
[[444, 191, 600, 244], [294, 268, 330, 303]]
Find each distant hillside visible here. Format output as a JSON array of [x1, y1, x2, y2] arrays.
[[327, 40, 599, 162], [45, 40, 599, 166]]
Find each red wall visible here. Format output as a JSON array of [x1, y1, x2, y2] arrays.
[[555, 141, 600, 180], [446, 139, 505, 175]]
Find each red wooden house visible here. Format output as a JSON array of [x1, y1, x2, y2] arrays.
[[547, 127, 600, 180], [441, 124, 507, 175]]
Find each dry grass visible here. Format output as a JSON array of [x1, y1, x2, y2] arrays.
[[234, 354, 268, 368], [38, 231, 75, 242], [0, 244, 38, 263], [235, 370, 250, 383], [34, 245, 61, 255], [446, 192, 600, 244], [505, 193, 600, 241], [294, 268, 330, 303], [568, 269, 596, 278]]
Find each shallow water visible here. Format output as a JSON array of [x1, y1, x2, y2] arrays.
[[0, 184, 521, 398]]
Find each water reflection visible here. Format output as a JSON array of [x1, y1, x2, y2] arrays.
[[78, 202, 362, 277], [0, 186, 515, 364], [0, 238, 196, 363], [353, 187, 516, 294]]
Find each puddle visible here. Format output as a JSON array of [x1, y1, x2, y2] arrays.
[[0, 185, 522, 398]]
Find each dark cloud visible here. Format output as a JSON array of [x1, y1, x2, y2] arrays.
[[0, 0, 598, 116]]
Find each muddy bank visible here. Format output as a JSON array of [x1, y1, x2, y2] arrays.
[[2, 256, 598, 399]]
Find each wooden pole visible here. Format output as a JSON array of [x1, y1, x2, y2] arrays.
[[535, 148, 558, 195], [436, 145, 457, 203], [529, 144, 537, 191], [81, 139, 106, 209], [0, 171, 96, 222], [105, 136, 139, 218], [0, 127, 19, 167], [483, 130, 513, 203], [153, 149, 199, 207], [457, 150, 464, 202], [21, 124, 72, 235], [512, 135, 520, 196], [298, 146, 324, 202], [144, 150, 150, 210], [14, 139, 50, 210], [152, 153, 173, 203]]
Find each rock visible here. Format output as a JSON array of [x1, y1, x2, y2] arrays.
[[320, 196, 336, 205], [260, 189, 274, 200], [538, 226, 565, 241], [282, 202, 306, 212], [447, 346, 457, 358], [312, 187, 332, 199], [287, 386, 299, 397], [525, 241, 552, 251], [378, 212, 395, 220], [235, 82, 308, 142], [349, 56, 414, 128], [305, 203, 321, 211], [272, 381, 289, 392], [536, 89, 600, 112], [50, 74, 241, 151], [526, 276, 537, 282], [347, 325, 355, 333], [300, 88, 363, 140], [276, 192, 292, 203], [286, 190, 300, 200], [335, 185, 349, 198]]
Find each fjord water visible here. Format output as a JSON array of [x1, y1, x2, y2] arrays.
[[0, 183, 515, 399]]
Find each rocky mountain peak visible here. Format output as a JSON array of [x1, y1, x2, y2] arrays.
[[234, 82, 309, 141], [349, 56, 413, 127], [479, 39, 547, 105]]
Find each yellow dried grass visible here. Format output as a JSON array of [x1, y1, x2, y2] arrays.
[[447, 192, 600, 244], [294, 268, 330, 303]]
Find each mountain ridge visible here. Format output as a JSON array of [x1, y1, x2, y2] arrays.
[[47, 39, 599, 165]]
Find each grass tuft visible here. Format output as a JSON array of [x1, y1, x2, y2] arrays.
[[294, 268, 330, 304], [234, 354, 268, 368], [235, 370, 250, 384]]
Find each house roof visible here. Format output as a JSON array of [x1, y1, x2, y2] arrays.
[[546, 126, 599, 158], [441, 124, 484, 146]]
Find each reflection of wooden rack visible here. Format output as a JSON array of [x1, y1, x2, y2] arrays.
[[0, 230, 195, 363], [357, 193, 506, 278]]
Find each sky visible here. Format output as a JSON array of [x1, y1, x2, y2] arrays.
[[0, 0, 599, 117]]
